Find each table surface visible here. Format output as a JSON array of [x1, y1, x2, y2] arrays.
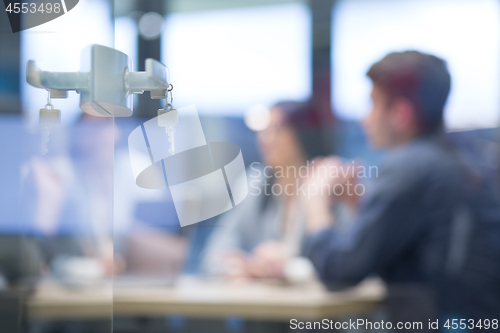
[[27, 277, 386, 321]]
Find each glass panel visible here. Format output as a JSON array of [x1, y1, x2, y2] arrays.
[[21, 0, 114, 124], [0, 1, 115, 332]]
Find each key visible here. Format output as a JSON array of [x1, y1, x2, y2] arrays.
[[39, 105, 60, 155], [158, 104, 178, 155]]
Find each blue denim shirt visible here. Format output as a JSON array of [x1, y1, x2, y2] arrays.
[[305, 135, 500, 321]]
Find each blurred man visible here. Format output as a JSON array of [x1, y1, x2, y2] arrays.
[[304, 51, 500, 327]]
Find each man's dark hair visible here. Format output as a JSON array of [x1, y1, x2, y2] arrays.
[[272, 100, 333, 160], [367, 51, 451, 133]]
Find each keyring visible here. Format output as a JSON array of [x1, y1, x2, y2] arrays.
[[164, 103, 174, 111], [44, 90, 54, 110], [165, 84, 174, 108]]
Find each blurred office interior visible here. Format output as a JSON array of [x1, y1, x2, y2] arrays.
[[0, 0, 499, 332]]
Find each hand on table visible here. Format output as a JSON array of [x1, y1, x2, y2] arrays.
[[218, 242, 290, 280], [221, 251, 250, 279], [246, 241, 291, 279]]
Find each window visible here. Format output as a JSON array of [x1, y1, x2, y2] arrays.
[[162, 3, 311, 115], [115, 16, 138, 70], [332, 0, 500, 129]]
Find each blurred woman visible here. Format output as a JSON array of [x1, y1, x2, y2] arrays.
[[201, 101, 333, 279]]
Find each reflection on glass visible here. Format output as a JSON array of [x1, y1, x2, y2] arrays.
[[0, 0, 114, 332]]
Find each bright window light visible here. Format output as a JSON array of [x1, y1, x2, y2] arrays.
[[115, 16, 138, 70], [162, 4, 311, 115], [333, 0, 500, 130]]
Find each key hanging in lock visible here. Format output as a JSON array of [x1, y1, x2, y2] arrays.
[[40, 91, 61, 155], [157, 84, 178, 155]]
